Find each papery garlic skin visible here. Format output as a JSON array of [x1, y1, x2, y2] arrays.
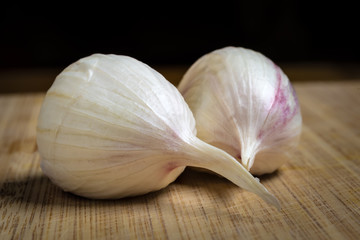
[[37, 54, 279, 208], [178, 47, 302, 175]]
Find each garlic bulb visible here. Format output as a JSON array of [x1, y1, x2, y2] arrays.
[[178, 47, 302, 175], [36, 54, 280, 208]]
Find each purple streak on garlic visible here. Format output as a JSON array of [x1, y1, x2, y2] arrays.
[[36, 54, 280, 208], [178, 47, 302, 175]]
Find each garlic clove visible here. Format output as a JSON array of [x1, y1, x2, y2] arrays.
[[178, 47, 302, 175], [37, 54, 279, 208]]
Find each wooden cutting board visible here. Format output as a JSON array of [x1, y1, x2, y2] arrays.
[[0, 80, 359, 239]]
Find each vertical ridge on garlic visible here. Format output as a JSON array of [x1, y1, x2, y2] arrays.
[[178, 47, 302, 175], [37, 54, 279, 208]]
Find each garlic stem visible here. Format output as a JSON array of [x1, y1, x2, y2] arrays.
[[240, 143, 258, 171], [184, 137, 281, 209]]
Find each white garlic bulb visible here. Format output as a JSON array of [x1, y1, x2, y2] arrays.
[[178, 47, 302, 175], [36, 54, 279, 208]]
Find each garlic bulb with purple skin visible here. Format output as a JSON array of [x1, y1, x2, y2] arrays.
[[36, 54, 280, 208], [178, 47, 302, 175]]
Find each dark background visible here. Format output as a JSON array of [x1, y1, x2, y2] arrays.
[[1, 1, 359, 70]]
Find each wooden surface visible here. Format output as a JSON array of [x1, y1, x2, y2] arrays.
[[0, 80, 360, 239]]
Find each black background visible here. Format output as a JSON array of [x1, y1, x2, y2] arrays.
[[1, 1, 359, 69]]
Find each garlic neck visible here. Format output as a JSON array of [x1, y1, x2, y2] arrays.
[[240, 141, 259, 171], [241, 156, 254, 172], [181, 137, 280, 209]]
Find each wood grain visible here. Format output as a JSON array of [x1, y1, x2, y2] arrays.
[[0, 81, 359, 239]]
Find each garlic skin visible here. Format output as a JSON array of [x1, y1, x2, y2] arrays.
[[36, 54, 279, 208], [178, 47, 302, 175]]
